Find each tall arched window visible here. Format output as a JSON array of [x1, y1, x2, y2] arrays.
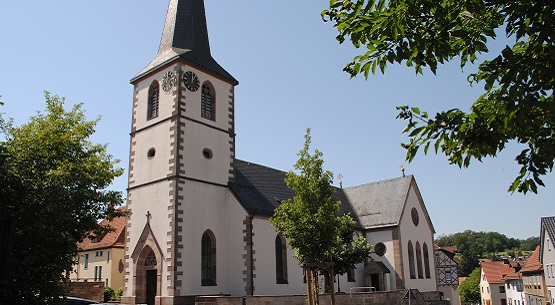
[[275, 235, 288, 284], [147, 81, 160, 120], [408, 240, 416, 279], [201, 230, 216, 286], [416, 241, 423, 278], [423, 243, 431, 278], [201, 82, 215, 121]]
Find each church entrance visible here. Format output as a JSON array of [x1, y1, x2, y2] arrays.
[[146, 270, 157, 305], [370, 274, 381, 291]]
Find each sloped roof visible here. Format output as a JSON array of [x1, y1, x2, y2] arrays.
[[481, 261, 515, 284], [540, 216, 555, 263], [520, 245, 543, 273], [230, 160, 355, 218], [132, 0, 237, 84], [342, 175, 415, 229], [77, 207, 127, 251]]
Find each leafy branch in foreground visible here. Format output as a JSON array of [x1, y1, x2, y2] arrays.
[[323, 0, 555, 193]]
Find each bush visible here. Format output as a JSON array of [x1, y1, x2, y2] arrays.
[[115, 287, 123, 301], [104, 286, 115, 302]]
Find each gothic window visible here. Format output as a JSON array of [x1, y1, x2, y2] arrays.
[[144, 249, 157, 266], [416, 241, 423, 278], [408, 240, 416, 279], [201, 230, 216, 286], [147, 81, 160, 120], [275, 235, 288, 284], [201, 82, 215, 121], [423, 243, 431, 278]]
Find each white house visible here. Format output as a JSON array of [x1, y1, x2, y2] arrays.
[[540, 216, 555, 305], [121, 1, 439, 304]]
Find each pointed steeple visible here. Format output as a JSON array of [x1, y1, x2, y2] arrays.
[[132, 0, 237, 84]]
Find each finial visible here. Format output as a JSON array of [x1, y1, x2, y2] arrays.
[[337, 173, 343, 189], [146, 211, 152, 224], [400, 165, 405, 177]]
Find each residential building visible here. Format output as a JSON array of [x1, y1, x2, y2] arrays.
[[435, 245, 460, 305], [71, 210, 126, 290], [540, 217, 555, 305], [521, 246, 547, 305], [480, 260, 514, 305], [505, 258, 527, 305], [121, 0, 439, 304]]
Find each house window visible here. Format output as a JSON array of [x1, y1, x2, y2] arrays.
[[501, 299, 507, 305], [275, 235, 288, 284], [416, 241, 423, 278], [201, 230, 216, 286], [201, 83, 215, 121], [446, 272, 452, 281], [436, 253, 440, 263], [500, 285, 505, 293], [423, 243, 431, 278], [107, 251, 110, 262], [84, 254, 89, 269], [94, 266, 102, 282], [147, 81, 160, 120], [408, 240, 416, 279]]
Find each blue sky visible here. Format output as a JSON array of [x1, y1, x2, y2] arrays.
[[1, 1, 552, 239]]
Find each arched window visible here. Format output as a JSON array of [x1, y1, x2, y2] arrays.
[[147, 81, 160, 120], [201, 82, 215, 121], [416, 241, 423, 278], [408, 240, 416, 279], [423, 243, 431, 278], [275, 235, 288, 284], [201, 230, 216, 286], [144, 249, 157, 267]]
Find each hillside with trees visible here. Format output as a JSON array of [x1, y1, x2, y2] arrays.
[[435, 230, 539, 276]]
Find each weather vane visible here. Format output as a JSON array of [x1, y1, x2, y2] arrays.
[[337, 173, 343, 188]]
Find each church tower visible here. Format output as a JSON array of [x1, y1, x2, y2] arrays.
[[123, 0, 238, 304]]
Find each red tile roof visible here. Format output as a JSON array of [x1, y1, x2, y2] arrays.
[[77, 207, 127, 251], [481, 261, 515, 284], [520, 245, 543, 273]]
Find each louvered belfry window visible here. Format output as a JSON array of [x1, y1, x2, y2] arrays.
[[201, 83, 215, 121], [148, 81, 160, 120]]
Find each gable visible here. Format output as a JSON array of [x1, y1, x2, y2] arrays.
[[540, 216, 555, 263]]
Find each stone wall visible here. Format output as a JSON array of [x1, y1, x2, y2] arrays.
[[66, 281, 105, 302], [196, 290, 450, 305]]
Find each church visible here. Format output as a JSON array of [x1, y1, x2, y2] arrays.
[[122, 1, 438, 305]]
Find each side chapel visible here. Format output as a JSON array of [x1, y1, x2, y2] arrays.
[[122, 1, 439, 304]]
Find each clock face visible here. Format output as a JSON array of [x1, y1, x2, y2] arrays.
[[183, 71, 200, 92], [411, 207, 419, 226], [161, 71, 177, 93]]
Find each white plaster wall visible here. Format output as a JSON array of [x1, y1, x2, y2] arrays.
[[176, 181, 247, 296], [506, 280, 526, 305], [365, 229, 397, 289], [481, 269, 491, 305], [129, 120, 172, 188], [126, 181, 172, 296], [250, 217, 305, 295], [181, 122, 232, 186], [542, 233, 555, 305], [399, 184, 437, 292]]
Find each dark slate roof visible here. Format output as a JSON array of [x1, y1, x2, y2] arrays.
[[540, 216, 555, 263], [342, 175, 415, 229], [131, 0, 237, 84], [230, 160, 357, 220]]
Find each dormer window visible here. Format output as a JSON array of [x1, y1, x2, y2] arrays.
[[147, 81, 160, 120], [201, 83, 215, 121]]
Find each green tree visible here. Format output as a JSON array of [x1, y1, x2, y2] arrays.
[[459, 267, 482, 304], [0, 92, 125, 305], [270, 129, 371, 305], [323, 0, 555, 194]]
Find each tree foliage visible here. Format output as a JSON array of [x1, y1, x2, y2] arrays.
[[270, 129, 371, 302], [435, 230, 539, 276], [323, 0, 555, 193], [459, 267, 481, 304], [0, 92, 125, 305]]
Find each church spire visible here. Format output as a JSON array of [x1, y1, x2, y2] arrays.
[[132, 0, 237, 84]]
